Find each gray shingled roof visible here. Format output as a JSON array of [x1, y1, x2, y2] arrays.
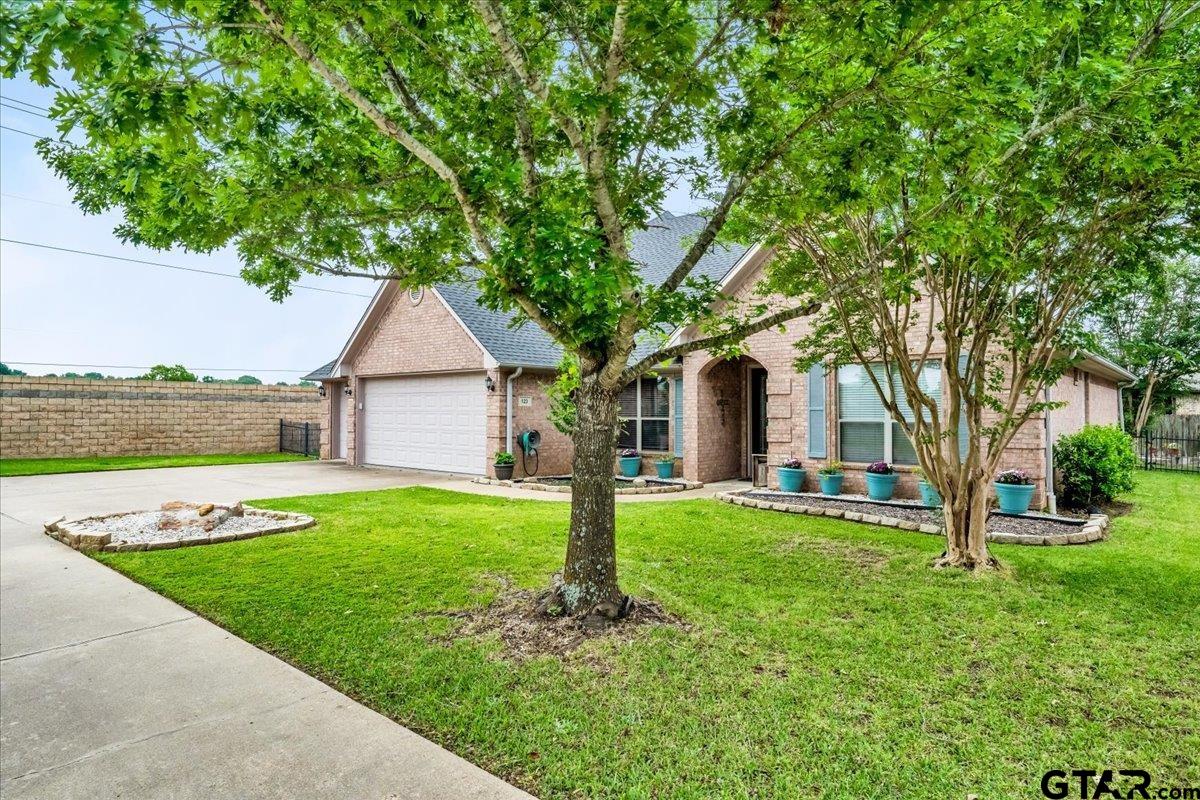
[[308, 212, 751, 374], [302, 359, 337, 381]]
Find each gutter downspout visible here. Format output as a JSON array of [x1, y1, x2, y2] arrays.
[[506, 367, 524, 454], [1044, 384, 1057, 515]]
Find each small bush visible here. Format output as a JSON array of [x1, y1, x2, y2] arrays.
[[1054, 425, 1137, 508]]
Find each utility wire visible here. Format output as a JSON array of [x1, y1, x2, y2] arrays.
[[2, 361, 312, 374], [0, 97, 50, 113], [0, 238, 374, 299], [0, 101, 49, 119], [0, 124, 48, 139], [0, 192, 71, 208]]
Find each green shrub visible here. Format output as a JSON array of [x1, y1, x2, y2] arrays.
[[1054, 425, 1138, 507]]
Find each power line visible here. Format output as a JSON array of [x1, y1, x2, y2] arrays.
[[1, 361, 312, 374], [0, 97, 50, 113], [0, 124, 48, 139], [0, 192, 71, 208], [0, 101, 49, 119], [0, 238, 373, 298]]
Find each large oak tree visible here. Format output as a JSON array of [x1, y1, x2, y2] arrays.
[[3, 0, 962, 613]]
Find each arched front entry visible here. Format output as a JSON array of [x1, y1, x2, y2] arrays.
[[686, 354, 767, 483]]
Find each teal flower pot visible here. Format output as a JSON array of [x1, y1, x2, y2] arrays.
[[918, 479, 942, 508], [994, 482, 1035, 514], [819, 472, 844, 496], [777, 467, 806, 493], [865, 472, 898, 501], [655, 460, 674, 480], [618, 456, 641, 478]]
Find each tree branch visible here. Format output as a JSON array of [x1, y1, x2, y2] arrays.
[[618, 300, 822, 384]]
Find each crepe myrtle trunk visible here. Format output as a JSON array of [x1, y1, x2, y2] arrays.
[[935, 475, 995, 570], [559, 372, 625, 616]]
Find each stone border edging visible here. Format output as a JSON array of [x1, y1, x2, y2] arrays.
[[714, 491, 1108, 546], [473, 476, 704, 495], [43, 506, 316, 553]]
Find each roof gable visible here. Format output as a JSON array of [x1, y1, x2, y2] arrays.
[[307, 213, 754, 374]]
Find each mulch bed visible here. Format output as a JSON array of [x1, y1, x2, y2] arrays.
[[527, 476, 679, 488], [747, 492, 1087, 538]]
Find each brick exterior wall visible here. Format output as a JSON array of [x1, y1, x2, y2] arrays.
[[314, 255, 1121, 505], [0, 375, 320, 459], [339, 286, 486, 466]]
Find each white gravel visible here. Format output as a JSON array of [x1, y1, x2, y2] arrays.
[[84, 510, 283, 545]]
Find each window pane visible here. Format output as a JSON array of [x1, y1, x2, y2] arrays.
[[840, 421, 885, 462], [618, 383, 638, 419], [640, 377, 669, 418], [892, 361, 942, 423], [641, 420, 669, 451], [837, 364, 888, 419], [893, 422, 919, 465], [617, 419, 637, 449]]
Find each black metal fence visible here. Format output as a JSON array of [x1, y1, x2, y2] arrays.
[[1142, 415, 1200, 473], [279, 419, 320, 456]]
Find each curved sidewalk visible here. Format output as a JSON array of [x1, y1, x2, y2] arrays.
[[0, 461, 535, 800]]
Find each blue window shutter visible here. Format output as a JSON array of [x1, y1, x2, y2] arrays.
[[674, 377, 684, 456], [807, 363, 827, 457], [957, 354, 970, 458]]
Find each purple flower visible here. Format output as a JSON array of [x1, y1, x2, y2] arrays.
[[618, 448, 640, 458], [995, 468, 1032, 485], [781, 458, 804, 470], [866, 461, 894, 475]]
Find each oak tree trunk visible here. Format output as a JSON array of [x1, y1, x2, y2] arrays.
[[935, 475, 996, 570], [559, 373, 625, 615]]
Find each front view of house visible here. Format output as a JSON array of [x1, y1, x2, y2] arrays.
[[306, 213, 1132, 508]]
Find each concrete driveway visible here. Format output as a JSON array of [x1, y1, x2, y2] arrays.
[[0, 461, 534, 800]]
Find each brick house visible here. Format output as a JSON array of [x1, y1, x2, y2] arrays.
[[306, 213, 1132, 507]]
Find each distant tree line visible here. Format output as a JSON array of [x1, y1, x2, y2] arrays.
[[0, 362, 313, 386]]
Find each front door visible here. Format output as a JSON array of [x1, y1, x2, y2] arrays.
[[749, 367, 767, 477]]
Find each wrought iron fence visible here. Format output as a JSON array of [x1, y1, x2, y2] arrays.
[[1141, 415, 1200, 473], [279, 419, 320, 456]]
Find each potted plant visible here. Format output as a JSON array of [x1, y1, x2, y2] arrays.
[[994, 468, 1035, 514], [617, 448, 642, 478], [777, 457, 806, 492], [817, 461, 845, 496], [655, 456, 675, 480], [493, 450, 515, 481], [915, 468, 942, 508], [864, 461, 898, 501]]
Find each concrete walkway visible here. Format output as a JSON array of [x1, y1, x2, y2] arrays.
[[0, 461, 538, 800]]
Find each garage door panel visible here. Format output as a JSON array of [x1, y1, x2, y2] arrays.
[[362, 374, 485, 473]]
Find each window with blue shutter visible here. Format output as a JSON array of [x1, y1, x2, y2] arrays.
[[674, 377, 684, 456], [835, 360, 945, 463], [807, 363, 826, 457]]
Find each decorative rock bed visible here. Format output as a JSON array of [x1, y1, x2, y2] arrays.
[[474, 475, 704, 495], [716, 490, 1108, 545], [44, 500, 315, 553]]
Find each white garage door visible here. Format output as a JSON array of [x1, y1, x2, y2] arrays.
[[362, 373, 486, 474]]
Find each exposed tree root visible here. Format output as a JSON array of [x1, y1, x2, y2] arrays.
[[932, 551, 1001, 572], [429, 575, 686, 661]]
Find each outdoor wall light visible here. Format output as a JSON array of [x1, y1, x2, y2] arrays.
[[318, 385, 327, 398], [344, 386, 353, 397], [484, 375, 496, 392]]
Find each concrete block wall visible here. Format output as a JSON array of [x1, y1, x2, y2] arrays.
[[0, 376, 320, 459]]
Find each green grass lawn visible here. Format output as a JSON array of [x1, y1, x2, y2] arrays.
[[0, 452, 310, 477], [97, 471, 1198, 799]]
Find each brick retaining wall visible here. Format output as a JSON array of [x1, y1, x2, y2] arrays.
[[0, 376, 321, 458]]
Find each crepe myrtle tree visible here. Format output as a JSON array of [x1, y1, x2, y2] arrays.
[[750, 0, 1199, 570], [4, 0, 955, 614]]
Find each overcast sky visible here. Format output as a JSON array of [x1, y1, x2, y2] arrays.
[[1, 73, 700, 383]]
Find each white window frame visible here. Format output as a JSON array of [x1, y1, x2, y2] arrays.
[[618, 377, 671, 452], [837, 362, 937, 465]]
